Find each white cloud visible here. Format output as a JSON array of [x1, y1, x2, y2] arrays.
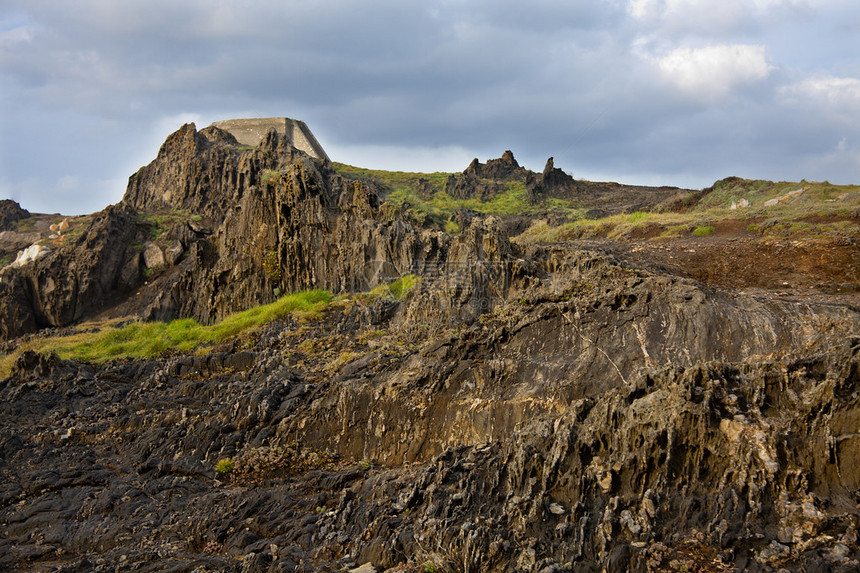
[[628, 0, 795, 21], [652, 44, 773, 101], [626, 0, 804, 38], [2, 0, 860, 214], [0, 25, 34, 47], [781, 75, 860, 110], [325, 144, 476, 174]]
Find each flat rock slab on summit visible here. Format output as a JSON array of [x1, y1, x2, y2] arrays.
[[210, 117, 329, 161]]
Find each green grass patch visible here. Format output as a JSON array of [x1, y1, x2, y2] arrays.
[[0, 290, 332, 377], [215, 458, 235, 475], [387, 183, 585, 224], [516, 211, 662, 243], [332, 163, 450, 195], [697, 177, 860, 217], [335, 164, 859, 244], [691, 225, 716, 237], [354, 274, 420, 304], [137, 208, 203, 241], [15, 218, 35, 231], [389, 274, 419, 299]]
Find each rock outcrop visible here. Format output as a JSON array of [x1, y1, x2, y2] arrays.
[[442, 153, 694, 216], [0, 199, 29, 231], [526, 156, 579, 201], [0, 121, 858, 572], [0, 249, 857, 570], [0, 205, 142, 338], [446, 151, 528, 200], [0, 124, 469, 335]]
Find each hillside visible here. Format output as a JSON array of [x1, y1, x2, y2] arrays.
[[0, 123, 858, 572]]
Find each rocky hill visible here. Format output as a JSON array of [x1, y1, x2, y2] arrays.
[[0, 122, 858, 572]]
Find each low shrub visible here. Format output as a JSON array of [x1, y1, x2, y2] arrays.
[[692, 225, 716, 237], [215, 458, 235, 475]]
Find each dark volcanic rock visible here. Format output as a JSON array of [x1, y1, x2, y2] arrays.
[[0, 204, 142, 337], [0, 257, 857, 571], [0, 121, 858, 572], [123, 123, 297, 221], [0, 199, 29, 231], [446, 152, 528, 200], [528, 156, 578, 200], [1, 123, 493, 334]]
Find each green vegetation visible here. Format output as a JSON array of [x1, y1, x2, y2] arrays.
[[333, 162, 858, 244], [137, 208, 202, 241], [629, 211, 650, 223], [261, 169, 283, 185], [515, 177, 860, 244], [324, 351, 360, 375], [215, 458, 235, 475], [698, 177, 860, 218], [691, 225, 716, 237], [387, 182, 584, 224], [138, 211, 168, 240], [444, 220, 460, 234], [356, 274, 420, 303], [389, 274, 419, 299], [0, 290, 332, 377], [332, 163, 449, 195], [14, 217, 35, 232], [262, 250, 282, 282], [331, 162, 585, 225]]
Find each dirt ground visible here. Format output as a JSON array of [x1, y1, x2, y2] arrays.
[[583, 230, 859, 308]]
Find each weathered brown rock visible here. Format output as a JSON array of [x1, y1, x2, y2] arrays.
[[0, 264, 857, 571], [142, 242, 165, 269], [0, 204, 142, 337], [0, 121, 858, 573], [0, 199, 29, 231], [446, 152, 528, 200], [0, 124, 458, 335]]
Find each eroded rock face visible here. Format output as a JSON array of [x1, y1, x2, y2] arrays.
[[0, 261, 857, 571], [0, 204, 142, 337], [0, 122, 858, 572], [0, 124, 480, 335], [0, 199, 29, 231], [446, 152, 528, 200]]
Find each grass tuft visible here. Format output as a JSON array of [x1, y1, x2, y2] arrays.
[[355, 275, 420, 304], [0, 290, 332, 377]]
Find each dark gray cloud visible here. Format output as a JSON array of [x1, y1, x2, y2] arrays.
[[1, 0, 858, 214]]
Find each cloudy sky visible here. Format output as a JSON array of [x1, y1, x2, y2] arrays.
[[1, 0, 859, 215]]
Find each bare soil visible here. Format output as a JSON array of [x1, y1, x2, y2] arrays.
[[583, 232, 859, 306]]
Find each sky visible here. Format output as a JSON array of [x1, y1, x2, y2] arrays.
[[1, 0, 859, 215]]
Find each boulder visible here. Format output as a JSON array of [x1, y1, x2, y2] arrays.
[[12, 244, 50, 268], [165, 240, 184, 265], [143, 242, 165, 269]]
